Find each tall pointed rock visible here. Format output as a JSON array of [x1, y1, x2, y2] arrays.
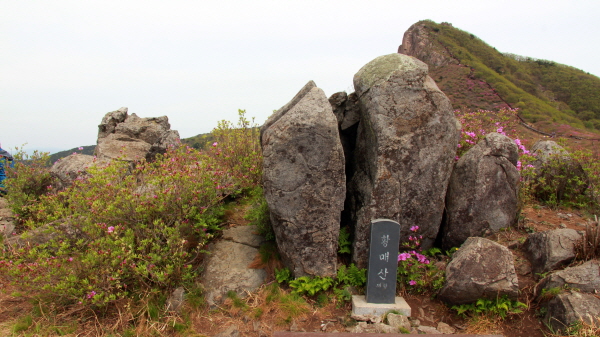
[[261, 81, 346, 277], [349, 54, 460, 268]]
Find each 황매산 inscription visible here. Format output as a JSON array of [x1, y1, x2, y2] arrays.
[[365, 219, 400, 304]]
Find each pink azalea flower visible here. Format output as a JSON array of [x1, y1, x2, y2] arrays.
[[409, 280, 417, 286], [107, 226, 115, 233]]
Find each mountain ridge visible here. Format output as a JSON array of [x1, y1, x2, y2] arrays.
[[399, 20, 600, 134]]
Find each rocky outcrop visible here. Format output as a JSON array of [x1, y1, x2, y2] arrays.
[[95, 107, 180, 162], [349, 53, 460, 268], [438, 237, 519, 305], [261, 81, 346, 277], [536, 260, 600, 299], [523, 228, 582, 276], [545, 291, 600, 333], [49, 153, 97, 190], [398, 22, 458, 68], [201, 226, 267, 307], [442, 132, 520, 249]]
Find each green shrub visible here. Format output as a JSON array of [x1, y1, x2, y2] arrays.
[[336, 263, 366, 287], [338, 227, 352, 254], [5, 148, 54, 228], [245, 186, 274, 241], [451, 295, 527, 319]]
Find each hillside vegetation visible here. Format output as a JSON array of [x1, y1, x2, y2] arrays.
[[416, 20, 600, 132]]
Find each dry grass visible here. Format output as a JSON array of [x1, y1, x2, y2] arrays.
[[577, 216, 600, 261]]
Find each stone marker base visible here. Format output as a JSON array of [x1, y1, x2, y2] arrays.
[[352, 295, 411, 317]]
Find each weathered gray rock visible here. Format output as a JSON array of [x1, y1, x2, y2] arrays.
[[221, 225, 265, 249], [50, 153, 97, 190], [437, 321, 456, 334], [329, 91, 361, 132], [545, 291, 600, 333], [442, 132, 520, 249], [386, 313, 411, 332], [0, 198, 15, 238], [536, 260, 600, 299], [348, 321, 399, 334], [214, 325, 240, 337], [95, 107, 180, 162], [261, 81, 345, 277], [438, 237, 519, 305], [4, 219, 85, 249], [200, 240, 266, 307], [416, 325, 442, 334], [523, 228, 582, 276], [398, 22, 459, 67], [529, 140, 588, 203], [165, 287, 185, 313], [349, 53, 460, 267]]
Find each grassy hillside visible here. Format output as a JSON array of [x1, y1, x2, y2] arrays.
[[416, 20, 600, 132], [48, 145, 95, 165]]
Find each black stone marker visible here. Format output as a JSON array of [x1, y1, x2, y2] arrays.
[[365, 219, 400, 304]]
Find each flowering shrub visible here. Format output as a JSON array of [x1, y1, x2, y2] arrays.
[[0, 112, 263, 314], [396, 226, 445, 294], [4, 148, 54, 227], [455, 108, 522, 159], [455, 107, 599, 211]]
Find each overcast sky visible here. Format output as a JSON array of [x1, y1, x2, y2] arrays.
[[2, 0, 599, 154]]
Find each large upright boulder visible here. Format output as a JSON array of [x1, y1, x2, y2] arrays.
[[349, 54, 460, 267], [95, 107, 180, 162], [442, 132, 520, 249], [261, 81, 346, 277]]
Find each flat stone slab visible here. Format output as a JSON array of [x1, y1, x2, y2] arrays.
[[221, 225, 265, 248], [200, 240, 266, 307], [351, 295, 411, 317]]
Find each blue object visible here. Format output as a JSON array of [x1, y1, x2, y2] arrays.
[[0, 148, 14, 190]]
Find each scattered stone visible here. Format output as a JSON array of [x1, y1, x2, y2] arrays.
[[523, 228, 582, 275], [545, 291, 600, 334], [442, 132, 520, 249], [349, 53, 460, 267], [261, 81, 345, 277], [214, 325, 240, 337], [417, 325, 442, 334], [438, 237, 519, 305], [4, 219, 85, 249], [536, 260, 600, 299], [347, 321, 399, 334], [350, 314, 381, 323], [165, 287, 185, 313], [386, 313, 411, 331], [437, 321, 456, 334]]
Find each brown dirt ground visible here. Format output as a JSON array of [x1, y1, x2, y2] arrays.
[[0, 197, 597, 336]]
